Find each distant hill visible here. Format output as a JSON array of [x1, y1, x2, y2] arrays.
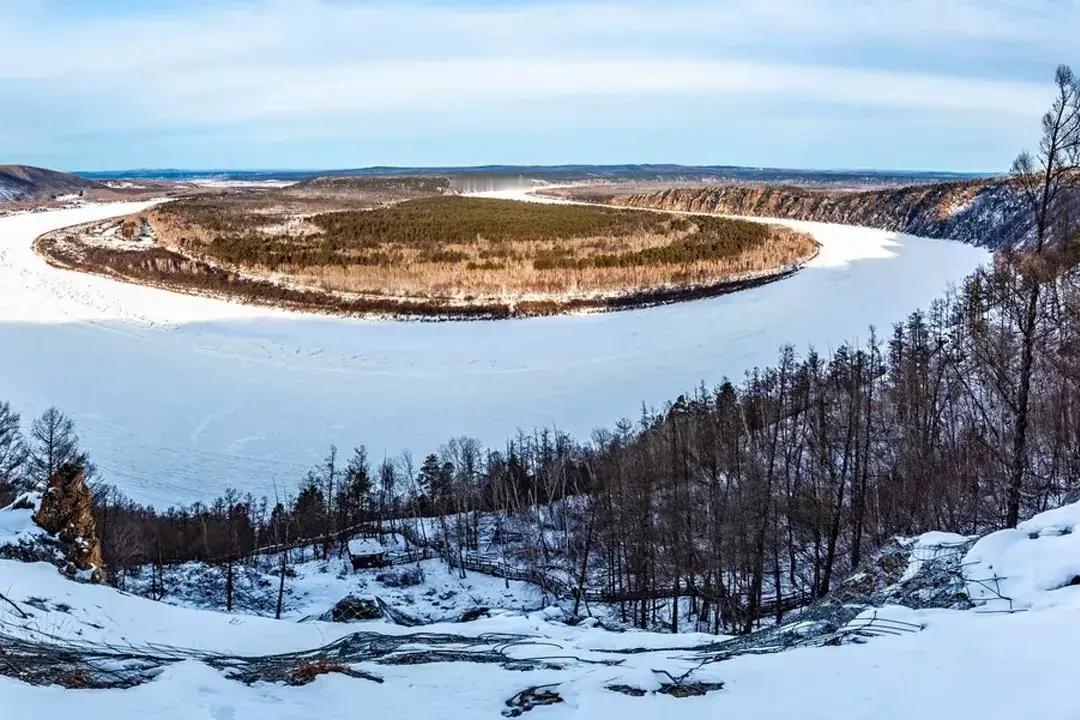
[[77, 164, 991, 189], [0, 165, 101, 203]]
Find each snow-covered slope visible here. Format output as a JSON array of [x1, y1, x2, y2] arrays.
[[129, 552, 549, 622], [0, 201, 988, 507], [3, 499, 1080, 718], [964, 501, 1080, 612], [0, 166, 99, 204]]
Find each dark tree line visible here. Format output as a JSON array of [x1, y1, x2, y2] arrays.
[[5, 243, 1079, 626], [3, 66, 1077, 633]]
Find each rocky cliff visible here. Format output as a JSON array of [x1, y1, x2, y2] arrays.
[[32, 463, 106, 583], [563, 179, 1034, 249]]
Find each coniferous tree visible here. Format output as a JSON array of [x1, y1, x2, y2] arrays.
[[28, 407, 84, 489], [0, 402, 27, 499]]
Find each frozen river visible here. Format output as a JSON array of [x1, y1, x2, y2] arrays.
[[0, 197, 989, 506]]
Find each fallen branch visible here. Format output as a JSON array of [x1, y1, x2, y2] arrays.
[[0, 590, 28, 619]]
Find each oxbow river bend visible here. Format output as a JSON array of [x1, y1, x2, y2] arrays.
[[0, 195, 989, 506]]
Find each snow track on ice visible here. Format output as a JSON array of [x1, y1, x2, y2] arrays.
[[0, 197, 988, 506]]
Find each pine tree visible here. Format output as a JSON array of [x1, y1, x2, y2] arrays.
[[0, 401, 27, 497], [28, 407, 83, 489]]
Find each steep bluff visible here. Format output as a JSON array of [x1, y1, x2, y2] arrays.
[[562, 179, 1033, 249]]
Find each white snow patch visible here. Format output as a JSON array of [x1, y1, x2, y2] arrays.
[[963, 500, 1080, 611], [141, 553, 549, 622], [5, 538, 1080, 718], [898, 530, 972, 582], [191, 179, 297, 189], [346, 537, 384, 556], [0, 502, 44, 548], [7, 499, 1080, 718]]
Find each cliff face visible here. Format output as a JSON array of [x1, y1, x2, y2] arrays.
[[585, 179, 1033, 249]]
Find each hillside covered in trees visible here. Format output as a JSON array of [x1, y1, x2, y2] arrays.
[[3, 67, 1078, 637], [2, 228, 1078, 630], [549, 175, 1049, 250]]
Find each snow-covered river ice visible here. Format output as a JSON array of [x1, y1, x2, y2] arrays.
[[0, 196, 989, 507]]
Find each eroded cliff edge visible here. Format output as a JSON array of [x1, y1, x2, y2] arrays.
[[551, 179, 1036, 249]]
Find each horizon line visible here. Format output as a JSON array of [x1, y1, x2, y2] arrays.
[[68, 163, 1000, 177]]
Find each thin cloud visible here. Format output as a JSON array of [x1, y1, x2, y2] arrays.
[[0, 0, 1071, 169], [121, 58, 1048, 128]]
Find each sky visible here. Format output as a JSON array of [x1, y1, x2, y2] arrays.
[[0, 0, 1076, 172]]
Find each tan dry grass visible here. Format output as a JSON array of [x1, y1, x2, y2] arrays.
[[147, 197, 819, 303], [293, 227, 816, 298]]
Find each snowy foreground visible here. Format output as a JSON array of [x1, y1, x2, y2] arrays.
[[3, 501, 1080, 718], [0, 198, 988, 506]]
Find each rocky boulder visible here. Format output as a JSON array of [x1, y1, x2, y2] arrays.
[[833, 532, 974, 610], [32, 463, 106, 583], [325, 595, 382, 622]]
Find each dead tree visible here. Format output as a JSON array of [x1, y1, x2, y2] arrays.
[[1005, 64, 1080, 526]]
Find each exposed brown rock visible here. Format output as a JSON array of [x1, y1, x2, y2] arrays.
[[32, 463, 107, 583], [553, 179, 1038, 249]]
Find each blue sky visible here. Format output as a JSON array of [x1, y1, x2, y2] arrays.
[[0, 0, 1075, 172]]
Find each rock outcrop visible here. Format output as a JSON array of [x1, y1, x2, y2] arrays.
[[701, 531, 975, 659], [324, 595, 382, 622], [561, 179, 1037, 249], [32, 463, 106, 583], [831, 533, 974, 609]]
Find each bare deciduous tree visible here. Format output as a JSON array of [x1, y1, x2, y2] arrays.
[[1004, 64, 1080, 527]]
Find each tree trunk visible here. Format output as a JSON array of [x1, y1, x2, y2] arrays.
[[1007, 284, 1040, 527]]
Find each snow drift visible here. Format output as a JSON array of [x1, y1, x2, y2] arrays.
[[1, 497, 1079, 718]]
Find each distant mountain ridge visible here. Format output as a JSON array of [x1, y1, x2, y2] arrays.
[[0, 165, 101, 203], [76, 164, 990, 188]]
